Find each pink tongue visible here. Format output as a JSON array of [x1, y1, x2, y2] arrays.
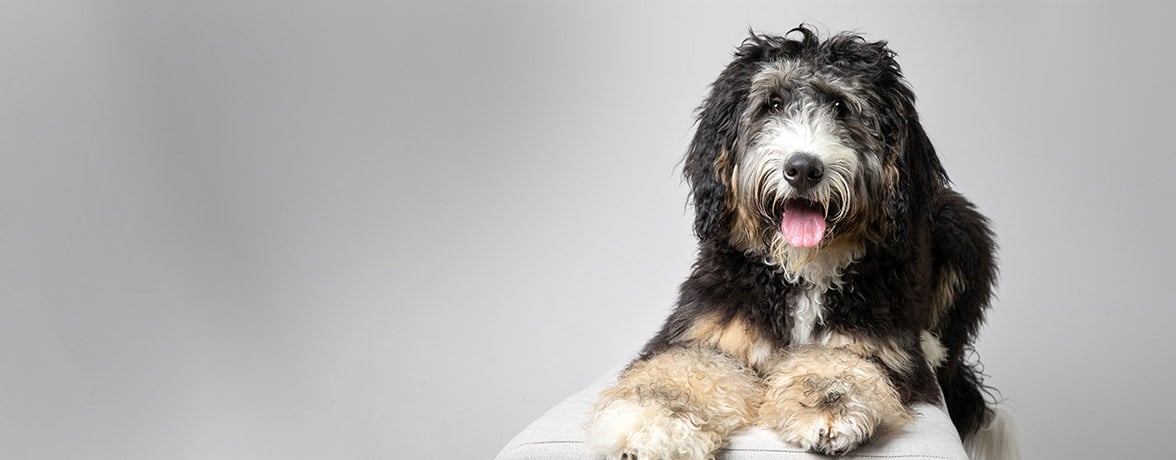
[[781, 202, 826, 248]]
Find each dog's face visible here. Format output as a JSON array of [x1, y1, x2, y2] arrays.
[[685, 27, 946, 271]]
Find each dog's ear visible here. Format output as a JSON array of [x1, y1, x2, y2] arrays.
[[882, 85, 949, 238], [684, 75, 742, 240], [865, 42, 947, 199], [900, 117, 948, 207], [685, 32, 801, 240], [861, 36, 948, 238]]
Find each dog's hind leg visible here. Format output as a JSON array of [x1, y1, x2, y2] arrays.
[[585, 346, 762, 460]]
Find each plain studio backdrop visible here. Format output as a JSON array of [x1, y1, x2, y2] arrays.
[[2, 1, 1173, 459]]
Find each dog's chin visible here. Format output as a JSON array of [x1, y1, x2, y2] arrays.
[[779, 198, 829, 249]]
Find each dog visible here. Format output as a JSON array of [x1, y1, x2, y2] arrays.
[[585, 26, 1016, 459]]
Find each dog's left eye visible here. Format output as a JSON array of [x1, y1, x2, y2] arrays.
[[832, 99, 850, 118]]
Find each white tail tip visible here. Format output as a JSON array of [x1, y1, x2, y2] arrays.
[[964, 408, 1020, 460]]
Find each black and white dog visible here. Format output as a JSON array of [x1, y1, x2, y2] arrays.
[[587, 26, 1015, 459]]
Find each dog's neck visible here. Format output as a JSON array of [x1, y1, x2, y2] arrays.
[[774, 237, 864, 288]]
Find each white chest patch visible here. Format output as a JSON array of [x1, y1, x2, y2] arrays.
[[791, 285, 824, 344], [784, 242, 862, 345]]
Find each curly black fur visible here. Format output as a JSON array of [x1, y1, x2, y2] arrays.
[[644, 25, 999, 441]]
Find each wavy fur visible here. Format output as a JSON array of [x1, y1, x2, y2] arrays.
[[588, 25, 1014, 459]]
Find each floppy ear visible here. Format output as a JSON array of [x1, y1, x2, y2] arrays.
[[901, 117, 949, 207], [883, 90, 949, 240], [684, 78, 743, 240], [684, 33, 790, 240]]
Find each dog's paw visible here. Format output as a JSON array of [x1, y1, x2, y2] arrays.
[[773, 407, 873, 455], [586, 398, 720, 460], [761, 376, 905, 455], [759, 347, 913, 455]]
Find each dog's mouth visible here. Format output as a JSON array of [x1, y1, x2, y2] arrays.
[[780, 198, 827, 248]]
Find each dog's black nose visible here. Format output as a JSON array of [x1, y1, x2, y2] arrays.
[[783, 154, 825, 191]]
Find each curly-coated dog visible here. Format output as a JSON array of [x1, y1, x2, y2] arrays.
[[586, 26, 1016, 459]]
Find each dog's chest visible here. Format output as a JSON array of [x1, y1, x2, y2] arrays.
[[789, 284, 826, 344], [776, 241, 860, 345], [784, 250, 857, 345]]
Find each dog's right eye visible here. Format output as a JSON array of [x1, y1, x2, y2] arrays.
[[767, 96, 785, 113]]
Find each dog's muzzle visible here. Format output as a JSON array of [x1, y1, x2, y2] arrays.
[[778, 153, 829, 248]]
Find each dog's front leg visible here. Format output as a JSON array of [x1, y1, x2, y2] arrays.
[[759, 345, 912, 455], [585, 346, 762, 460]]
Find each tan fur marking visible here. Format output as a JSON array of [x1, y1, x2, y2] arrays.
[[872, 160, 903, 241], [715, 148, 765, 252], [727, 163, 766, 251], [920, 330, 948, 369], [713, 147, 733, 189], [930, 267, 965, 331], [679, 314, 774, 370], [817, 331, 914, 373], [759, 346, 911, 454]]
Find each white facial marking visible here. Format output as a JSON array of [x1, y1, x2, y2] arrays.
[[738, 101, 862, 224]]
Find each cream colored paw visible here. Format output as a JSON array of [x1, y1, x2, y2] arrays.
[[773, 407, 874, 455], [586, 398, 720, 460], [759, 347, 912, 455]]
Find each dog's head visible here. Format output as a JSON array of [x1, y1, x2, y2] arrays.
[[685, 26, 947, 270]]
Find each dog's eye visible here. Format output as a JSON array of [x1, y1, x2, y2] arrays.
[[767, 96, 785, 113], [832, 99, 850, 118]]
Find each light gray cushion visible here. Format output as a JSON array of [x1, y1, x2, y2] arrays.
[[497, 372, 968, 460]]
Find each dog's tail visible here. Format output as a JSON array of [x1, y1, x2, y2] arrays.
[[963, 406, 1020, 460], [938, 357, 1020, 460]]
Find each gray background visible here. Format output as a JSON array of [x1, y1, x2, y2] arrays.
[[2, 1, 1173, 459]]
